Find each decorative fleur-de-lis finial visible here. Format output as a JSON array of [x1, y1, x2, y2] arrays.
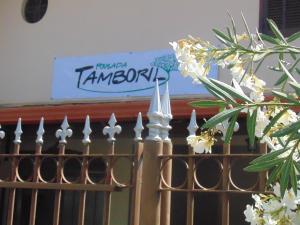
[[36, 117, 45, 144], [0, 125, 5, 139], [82, 115, 92, 144], [55, 116, 73, 144], [134, 112, 144, 141], [187, 110, 199, 137], [14, 118, 23, 144], [103, 113, 122, 142], [161, 82, 172, 142], [146, 80, 163, 141], [216, 119, 239, 141]]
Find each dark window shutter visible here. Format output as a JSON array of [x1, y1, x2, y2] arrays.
[[260, 0, 300, 36]]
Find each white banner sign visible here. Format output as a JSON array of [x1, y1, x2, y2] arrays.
[[52, 49, 218, 100]]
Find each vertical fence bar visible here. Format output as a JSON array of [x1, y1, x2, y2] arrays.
[[29, 118, 44, 225], [102, 113, 121, 225], [140, 79, 163, 225], [77, 144, 89, 225], [160, 83, 172, 225], [140, 140, 163, 225], [160, 141, 172, 225], [53, 143, 65, 225], [78, 116, 92, 225], [186, 110, 198, 225], [259, 143, 267, 191], [6, 118, 22, 225], [186, 147, 195, 225], [53, 117, 72, 225], [221, 143, 230, 225], [102, 142, 114, 225], [129, 141, 143, 225]]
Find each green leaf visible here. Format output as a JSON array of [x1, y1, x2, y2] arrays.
[[289, 82, 300, 96], [271, 120, 300, 137], [287, 31, 300, 42], [280, 156, 292, 197], [279, 60, 297, 83], [259, 33, 280, 44], [247, 109, 257, 148], [250, 148, 287, 165], [213, 29, 233, 43], [290, 163, 297, 194], [263, 108, 288, 136], [209, 79, 253, 103], [189, 100, 227, 108], [274, 74, 288, 86], [267, 19, 288, 44], [267, 163, 283, 186], [224, 113, 239, 144], [272, 90, 299, 104], [294, 161, 300, 173], [296, 68, 300, 75], [244, 157, 284, 172], [202, 107, 243, 129], [198, 76, 237, 104]]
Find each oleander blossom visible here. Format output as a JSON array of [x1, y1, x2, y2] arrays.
[[244, 183, 300, 225], [186, 130, 216, 154]]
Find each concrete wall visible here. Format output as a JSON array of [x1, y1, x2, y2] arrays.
[[0, 0, 260, 106]]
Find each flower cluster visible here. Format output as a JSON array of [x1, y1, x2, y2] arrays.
[[186, 130, 216, 153], [244, 183, 300, 225], [170, 35, 266, 103]]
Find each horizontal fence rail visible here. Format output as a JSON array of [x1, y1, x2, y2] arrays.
[[0, 82, 268, 225]]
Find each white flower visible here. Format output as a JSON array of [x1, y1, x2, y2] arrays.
[[244, 205, 259, 225], [277, 110, 299, 126], [186, 132, 215, 154], [253, 194, 263, 209], [255, 108, 270, 138], [282, 190, 298, 210]]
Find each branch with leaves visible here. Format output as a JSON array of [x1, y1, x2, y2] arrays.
[[171, 14, 300, 224]]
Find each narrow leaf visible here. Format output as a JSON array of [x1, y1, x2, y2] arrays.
[[287, 31, 300, 42], [267, 19, 288, 44], [189, 100, 227, 108], [210, 79, 253, 103], [202, 107, 243, 129], [213, 29, 232, 43], [247, 108, 257, 147], [289, 82, 300, 96], [271, 120, 300, 137], [274, 74, 288, 86], [279, 60, 297, 83], [250, 148, 287, 165], [290, 163, 297, 194], [198, 76, 237, 103], [263, 108, 288, 136], [244, 158, 284, 172], [280, 157, 292, 197], [272, 90, 299, 104], [266, 163, 283, 186], [224, 113, 239, 144], [259, 33, 280, 44]]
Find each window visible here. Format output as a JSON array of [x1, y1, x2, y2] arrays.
[[23, 0, 48, 23], [260, 0, 300, 36]]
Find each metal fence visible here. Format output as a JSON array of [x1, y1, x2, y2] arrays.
[[0, 82, 266, 225]]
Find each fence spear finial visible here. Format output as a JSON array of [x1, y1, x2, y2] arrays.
[[55, 116, 73, 144], [82, 115, 92, 144], [134, 112, 144, 141], [36, 117, 45, 144], [103, 113, 122, 142], [187, 110, 198, 137], [146, 79, 163, 141], [14, 118, 23, 144], [161, 82, 172, 142]]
